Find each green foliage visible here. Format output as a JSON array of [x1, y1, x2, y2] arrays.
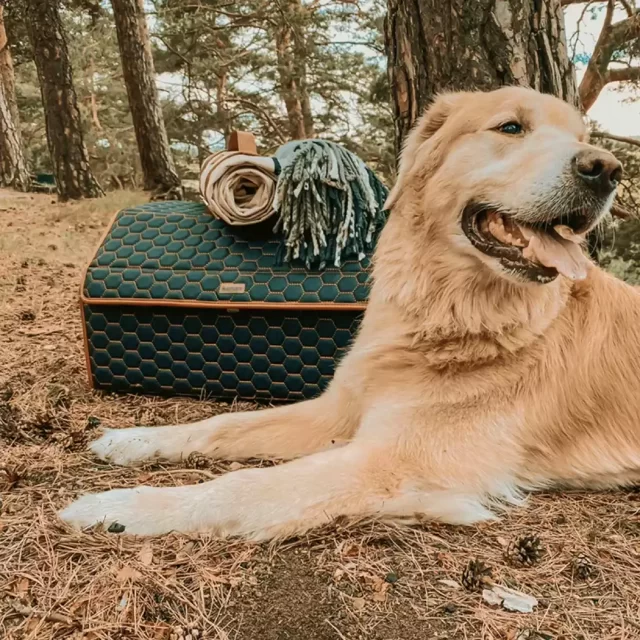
[[151, 0, 393, 179], [8, 0, 393, 188], [65, 8, 141, 189], [600, 217, 640, 285], [8, 0, 141, 186], [591, 127, 640, 284], [595, 132, 640, 213], [603, 255, 640, 285]]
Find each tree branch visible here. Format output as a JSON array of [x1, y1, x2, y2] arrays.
[[226, 97, 287, 144], [591, 130, 640, 146], [577, 3, 640, 110], [607, 65, 640, 81], [619, 0, 636, 16], [608, 12, 640, 47], [569, 1, 597, 61], [561, 0, 636, 8], [604, 0, 617, 32]]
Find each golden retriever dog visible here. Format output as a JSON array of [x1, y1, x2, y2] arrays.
[[61, 86, 640, 540]]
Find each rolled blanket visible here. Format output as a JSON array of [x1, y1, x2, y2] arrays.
[[200, 137, 388, 267], [199, 151, 278, 226]]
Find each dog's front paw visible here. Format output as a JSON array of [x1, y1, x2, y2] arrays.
[[59, 486, 184, 535], [90, 427, 163, 466]]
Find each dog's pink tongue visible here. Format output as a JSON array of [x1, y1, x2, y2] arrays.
[[522, 229, 591, 281]]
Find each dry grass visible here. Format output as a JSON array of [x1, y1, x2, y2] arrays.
[[1, 188, 640, 639]]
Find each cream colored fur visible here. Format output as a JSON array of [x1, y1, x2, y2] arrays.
[[61, 87, 640, 540]]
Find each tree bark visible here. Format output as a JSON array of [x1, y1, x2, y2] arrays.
[[111, 0, 182, 198], [275, 0, 314, 140], [0, 5, 30, 191], [25, 0, 104, 200], [88, 55, 103, 132], [216, 69, 231, 143], [0, 5, 20, 127], [292, 7, 314, 139], [385, 0, 578, 153], [276, 16, 305, 139]]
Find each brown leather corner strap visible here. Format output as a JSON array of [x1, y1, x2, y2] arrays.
[[227, 131, 258, 155], [79, 294, 367, 312]]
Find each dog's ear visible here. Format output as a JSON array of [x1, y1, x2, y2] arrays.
[[385, 92, 464, 211]]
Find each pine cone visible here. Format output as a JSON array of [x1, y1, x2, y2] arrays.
[[66, 429, 89, 452], [87, 416, 101, 429], [514, 631, 552, 640], [170, 626, 201, 640], [185, 451, 212, 470], [572, 553, 596, 580], [505, 535, 544, 567], [461, 559, 493, 591]]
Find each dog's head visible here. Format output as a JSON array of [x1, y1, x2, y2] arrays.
[[386, 87, 622, 284]]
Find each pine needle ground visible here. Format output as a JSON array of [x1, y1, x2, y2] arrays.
[[2, 189, 640, 640]]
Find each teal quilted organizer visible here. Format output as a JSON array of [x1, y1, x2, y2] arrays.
[[81, 201, 372, 401]]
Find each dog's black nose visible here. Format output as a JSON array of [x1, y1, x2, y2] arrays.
[[573, 149, 623, 197]]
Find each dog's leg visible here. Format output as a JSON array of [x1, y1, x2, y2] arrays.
[[62, 397, 508, 537], [89, 387, 359, 466], [61, 444, 383, 537], [62, 443, 489, 538]]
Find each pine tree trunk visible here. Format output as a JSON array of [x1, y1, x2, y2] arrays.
[[25, 0, 104, 200], [216, 70, 231, 142], [276, 19, 306, 140], [0, 5, 30, 191], [292, 8, 314, 139], [0, 5, 20, 128], [88, 55, 103, 132], [0, 86, 29, 191], [385, 0, 578, 153], [275, 0, 314, 140], [111, 0, 182, 198]]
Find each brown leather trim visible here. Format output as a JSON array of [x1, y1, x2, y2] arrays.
[[79, 293, 367, 312], [79, 300, 95, 389]]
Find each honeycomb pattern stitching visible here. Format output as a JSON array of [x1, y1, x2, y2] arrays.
[[83, 202, 373, 401], [85, 305, 361, 401], [84, 201, 372, 305]]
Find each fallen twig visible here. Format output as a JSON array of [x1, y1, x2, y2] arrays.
[[0, 466, 23, 489], [17, 326, 65, 336], [10, 600, 78, 627]]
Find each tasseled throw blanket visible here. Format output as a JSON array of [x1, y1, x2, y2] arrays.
[[199, 138, 388, 268]]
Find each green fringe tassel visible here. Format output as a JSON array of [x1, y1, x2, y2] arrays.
[[273, 140, 388, 268]]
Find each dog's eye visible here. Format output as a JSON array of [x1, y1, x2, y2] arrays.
[[498, 122, 523, 135]]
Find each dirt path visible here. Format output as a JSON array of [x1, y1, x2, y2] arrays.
[[1, 189, 639, 640]]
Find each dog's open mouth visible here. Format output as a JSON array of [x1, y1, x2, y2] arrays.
[[461, 204, 592, 283]]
